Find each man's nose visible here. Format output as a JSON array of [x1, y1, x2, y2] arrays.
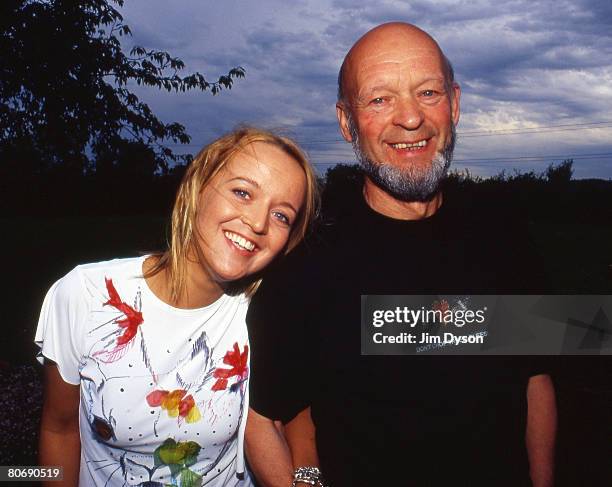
[[392, 97, 424, 130]]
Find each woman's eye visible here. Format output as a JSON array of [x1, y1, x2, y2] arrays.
[[371, 97, 385, 105], [232, 189, 250, 199], [272, 211, 291, 225]]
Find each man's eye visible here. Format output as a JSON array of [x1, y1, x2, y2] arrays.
[[371, 97, 385, 105], [421, 89, 444, 99], [232, 189, 250, 199], [272, 211, 291, 225]]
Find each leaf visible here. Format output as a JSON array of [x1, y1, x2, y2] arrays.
[[0, 0, 245, 177], [179, 467, 203, 487], [181, 441, 201, 468], [157, 440, 184, 465]]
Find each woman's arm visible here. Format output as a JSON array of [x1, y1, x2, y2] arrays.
[[246, 408, 294, 487], [246, 407, 319, 487], [39, 362, 81, 487], [284, 407, 319, 469], [526, 373, 557, 487]]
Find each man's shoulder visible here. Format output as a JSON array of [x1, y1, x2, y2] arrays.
[[443, 188, 548, 291], [442, 189, 531, 236], [259, 232, 331, 288], [250, 208, 352, 314]]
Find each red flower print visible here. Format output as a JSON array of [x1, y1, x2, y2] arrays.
[[103, 278, 144, 345], [212, 343, 249, 391], [178, 394, 195, 417], [146, 389, 201, 423]]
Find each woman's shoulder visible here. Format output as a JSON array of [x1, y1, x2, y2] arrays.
[[75, 255, 146, 276], [49, 256, 146, 304]]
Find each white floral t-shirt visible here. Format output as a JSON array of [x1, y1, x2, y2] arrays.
[[36, 256, 253, 486]]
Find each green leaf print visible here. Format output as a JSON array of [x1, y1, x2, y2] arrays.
[[179, 467, 203, 487], [154, 438, 203, 484]]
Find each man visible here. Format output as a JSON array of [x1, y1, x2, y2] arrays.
[[246, 22, 556, 487]]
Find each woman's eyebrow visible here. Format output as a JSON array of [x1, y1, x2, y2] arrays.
[[278, 201, 298, 215], [227, 176, 260, 189], [227, 175, 298, 214]]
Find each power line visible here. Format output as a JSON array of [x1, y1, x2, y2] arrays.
[[307, 152, 612, 166], [163, 120, 612, 148], [454, 152, 612, 163], [297, 122, 612, 145], [459, 120, 612, 135], [293, 120, 612, 144], [460, 123, 612, 138]]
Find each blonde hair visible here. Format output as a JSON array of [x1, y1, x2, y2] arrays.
[[145, 126, 319, 303]]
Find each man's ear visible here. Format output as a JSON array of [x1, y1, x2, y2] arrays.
[[336, 103, 354, 143], [451, 82, 461, 126]]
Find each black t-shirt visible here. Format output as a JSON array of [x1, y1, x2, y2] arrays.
[[248, 181, 548, 486]]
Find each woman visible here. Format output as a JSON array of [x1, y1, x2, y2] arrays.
[[36, 127, 319, 486]]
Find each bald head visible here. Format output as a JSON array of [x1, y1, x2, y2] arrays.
[[337, 22, 454, 103], [334, 22, 460, 209]]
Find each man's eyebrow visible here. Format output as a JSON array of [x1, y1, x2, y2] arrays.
[[358, 85, 394, 97], [417, 77, 446, 85], [359, 77, 447, 97]]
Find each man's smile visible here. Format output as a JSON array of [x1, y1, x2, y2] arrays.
[[388, 139, 428, 150]]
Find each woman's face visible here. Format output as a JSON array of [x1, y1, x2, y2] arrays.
[[193, 141, 307, 285]]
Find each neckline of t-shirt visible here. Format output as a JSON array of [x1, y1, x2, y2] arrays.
[[136, 255, 230, 316], [358, 189, 449, 228]]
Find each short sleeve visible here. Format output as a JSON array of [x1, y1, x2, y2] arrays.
[[247, 243, 319, 423], [35, 267, 89, 385]]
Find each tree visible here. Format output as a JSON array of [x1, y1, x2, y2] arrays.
[[0, 0, 244, 177], [545, 159, 573, 185]]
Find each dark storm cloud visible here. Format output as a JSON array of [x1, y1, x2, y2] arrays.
[[122, 0, 612, 177], [331, 0, 504, 26], [326, 0, 612, 92], [241, 27, 338, 86]]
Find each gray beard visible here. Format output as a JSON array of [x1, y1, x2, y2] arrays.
[[348, 116, 456, 202]]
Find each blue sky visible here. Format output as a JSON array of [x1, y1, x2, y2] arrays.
[[119, 0, 612, 179]]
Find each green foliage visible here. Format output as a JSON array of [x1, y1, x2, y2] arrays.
[[546, 158, 573, 184], [0, 0, 245, 176], [319, 160, 610, 226], [447, 167, 483, 184]]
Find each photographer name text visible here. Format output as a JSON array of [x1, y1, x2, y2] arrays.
[[372, 331, 487, 346]]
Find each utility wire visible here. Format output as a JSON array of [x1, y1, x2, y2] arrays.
[[164, 120, 612, 148], [298, 122, 612, 145], [459, 120, 612, 135], [307, 152, 612, 166]]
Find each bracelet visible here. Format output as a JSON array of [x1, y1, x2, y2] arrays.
[[291, 466, 326, 487]]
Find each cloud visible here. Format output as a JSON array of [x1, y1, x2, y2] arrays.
[[118, 0, 612, 178]]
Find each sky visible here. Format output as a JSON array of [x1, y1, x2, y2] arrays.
[[119, 0, 612, 179]]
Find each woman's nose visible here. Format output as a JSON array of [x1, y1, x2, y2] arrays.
[[240, 208, 268, 234]]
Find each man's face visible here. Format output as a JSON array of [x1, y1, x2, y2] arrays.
[[337, 38, 460, 201]]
